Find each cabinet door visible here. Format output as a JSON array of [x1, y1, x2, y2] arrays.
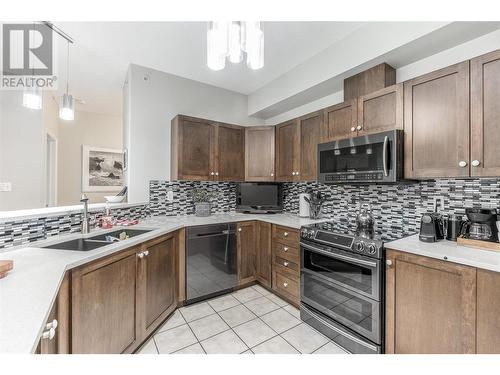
[[404, 62, 470, 178], [275, 119, 299, 181], [385, 250, 476, 354], [255, 221, 272, 288], [172, 115, 215, 180], [471, 50, 500, 177], [245, 126, 275, 181], [215, 123, 245, 181], [298, 111, 323, 181], [358, 84, 403, 135], [477, 269, 500, 353], [323, 99, 357, 141], [141, 235, 177, 335], [237, 221, 256, 285], [72, 248, 138, 354]]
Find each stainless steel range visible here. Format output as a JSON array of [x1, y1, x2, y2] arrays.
[[299, 222, 385, 354]]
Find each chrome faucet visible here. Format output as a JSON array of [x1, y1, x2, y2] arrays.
[[80, 193, 90, 234]]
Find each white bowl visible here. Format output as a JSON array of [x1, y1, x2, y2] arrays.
[[104, 195, 125, 203]]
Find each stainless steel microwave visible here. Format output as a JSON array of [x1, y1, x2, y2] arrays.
[[318, 130, 404, 184]]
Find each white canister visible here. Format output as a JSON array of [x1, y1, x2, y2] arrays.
[[299, 193, 311, 218]]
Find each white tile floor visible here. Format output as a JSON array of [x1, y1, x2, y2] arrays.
[[137, 285, 348, 354]]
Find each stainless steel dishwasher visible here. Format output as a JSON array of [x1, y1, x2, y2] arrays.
[[186, 223, 238, 304]]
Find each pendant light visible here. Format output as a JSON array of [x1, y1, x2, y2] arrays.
[[22, 23, 43, 109], [207, 21, 264, 71], [59, 40, 75, 121]]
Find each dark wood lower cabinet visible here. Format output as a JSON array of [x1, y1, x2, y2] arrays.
[[71, 234, 178, 354], [477, 269, 500, 353], [385, 249, 476, 354], [71, 247, 139, 354], [255, 221, 272, 288], [237, 221, 257, 285]]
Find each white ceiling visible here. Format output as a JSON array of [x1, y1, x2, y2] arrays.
[[52, 21, 366, 116]]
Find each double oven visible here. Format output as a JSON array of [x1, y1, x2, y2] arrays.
[[300, 236, 384, 354]]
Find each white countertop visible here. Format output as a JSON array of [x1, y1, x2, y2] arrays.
[[0, 213, 322, 354], [386, 234, 500, 272]]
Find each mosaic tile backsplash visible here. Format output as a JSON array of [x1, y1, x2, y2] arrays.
[[282, 179, 500, 240], [149, 180, 237, 216], [0, 204, 148, 250]]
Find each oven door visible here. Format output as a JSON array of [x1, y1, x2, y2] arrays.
[[300, 243, 382, 343], [301, 241, 380, 300], [318, 130, 399, 183]]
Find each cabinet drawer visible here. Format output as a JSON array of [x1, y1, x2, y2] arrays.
[[272, 225, 299, 246], [273, 271, 300, 300], [273, 241, 299, 263], [274, 255, 299, 274]]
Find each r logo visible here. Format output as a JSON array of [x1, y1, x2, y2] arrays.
[[2, 24, 53, 76]]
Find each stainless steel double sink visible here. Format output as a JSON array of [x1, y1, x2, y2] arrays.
[[42, 229, 152, 251]]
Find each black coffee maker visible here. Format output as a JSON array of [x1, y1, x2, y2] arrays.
[[419, 197, 445, 242], [461, 208, 499, 242]]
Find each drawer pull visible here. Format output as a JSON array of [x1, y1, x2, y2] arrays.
[[283, 282, 288, 288], [283, 246, 288, 252], [283, 261, 289, 267], [45, 319, 58, 330], [283, 232, 289, 237], [143, 250, 149, 257], [137, 252, 145, 259]]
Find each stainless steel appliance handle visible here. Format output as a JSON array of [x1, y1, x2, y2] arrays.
[[382, 135, 389, 177], [301, 242, 378, 268], [301, 304, 378, 352]]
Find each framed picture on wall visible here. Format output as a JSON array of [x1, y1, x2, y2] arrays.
[[82, 145, 124, 192]]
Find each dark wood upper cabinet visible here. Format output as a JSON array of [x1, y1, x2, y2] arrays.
[[275, 119, 299, 181], [255, 221, 272, 288], [357, 84, 403, 135], [298, 111, 323, 181], [215, 123, 245, 181], [471, 50, 500, 177], [72, 248, 139, 354], [245, 126, 275, 181], [141, 235, 177, 335], [171, 115, 216, 181], [323, 99, 358, 141], [385, 249, 476, 354], [344, 63, 396, 101], [171, 115, 245, 181], [237, 221, 256, 285], [404, 62, 470, 179]]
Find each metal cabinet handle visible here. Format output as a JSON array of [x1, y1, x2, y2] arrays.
[[137, 252, 145, 259], [386, 260, 393, 267], [215, 172, 219, 176], [238, 228, 242, 232], [472, 160, 481, 167], [283, 232, 288, 237], [210, 172, 215, 176], [382, 135, 389, 177], [45, 319, 58, 330], [283, 282, 288, 288], [458, 161, 467, 168], [283, 246, 289, 252], [143, 250, 149, 257], [351, 127, 356, 132], [270, 172, 274, 177], [42, 328, 56, 340], [283, 261, 289, 267], [356, 125, 362, 131], [296, 171, 299, 176], [291, 172, 296, 176]]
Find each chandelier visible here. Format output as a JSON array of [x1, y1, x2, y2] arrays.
[[207, 21, 264, 71]]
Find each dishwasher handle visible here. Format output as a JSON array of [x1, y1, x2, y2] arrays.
[[188, 230, 235, 239]]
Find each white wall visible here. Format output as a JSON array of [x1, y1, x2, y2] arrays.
[[125, 64, 262, 203], [265, 28, 500, 125], [0, 90, 45, 211], [57, 110, 122, 206]]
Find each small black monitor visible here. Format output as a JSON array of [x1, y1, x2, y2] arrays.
[[236, 183, 283, 213]]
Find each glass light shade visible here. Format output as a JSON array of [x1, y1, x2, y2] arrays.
[[246, 22, 264, 70], [207, 28, 225, 71], [228, 22, 242, 64], [59, 93, 75, 121], [22, 86, 43, 109]]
